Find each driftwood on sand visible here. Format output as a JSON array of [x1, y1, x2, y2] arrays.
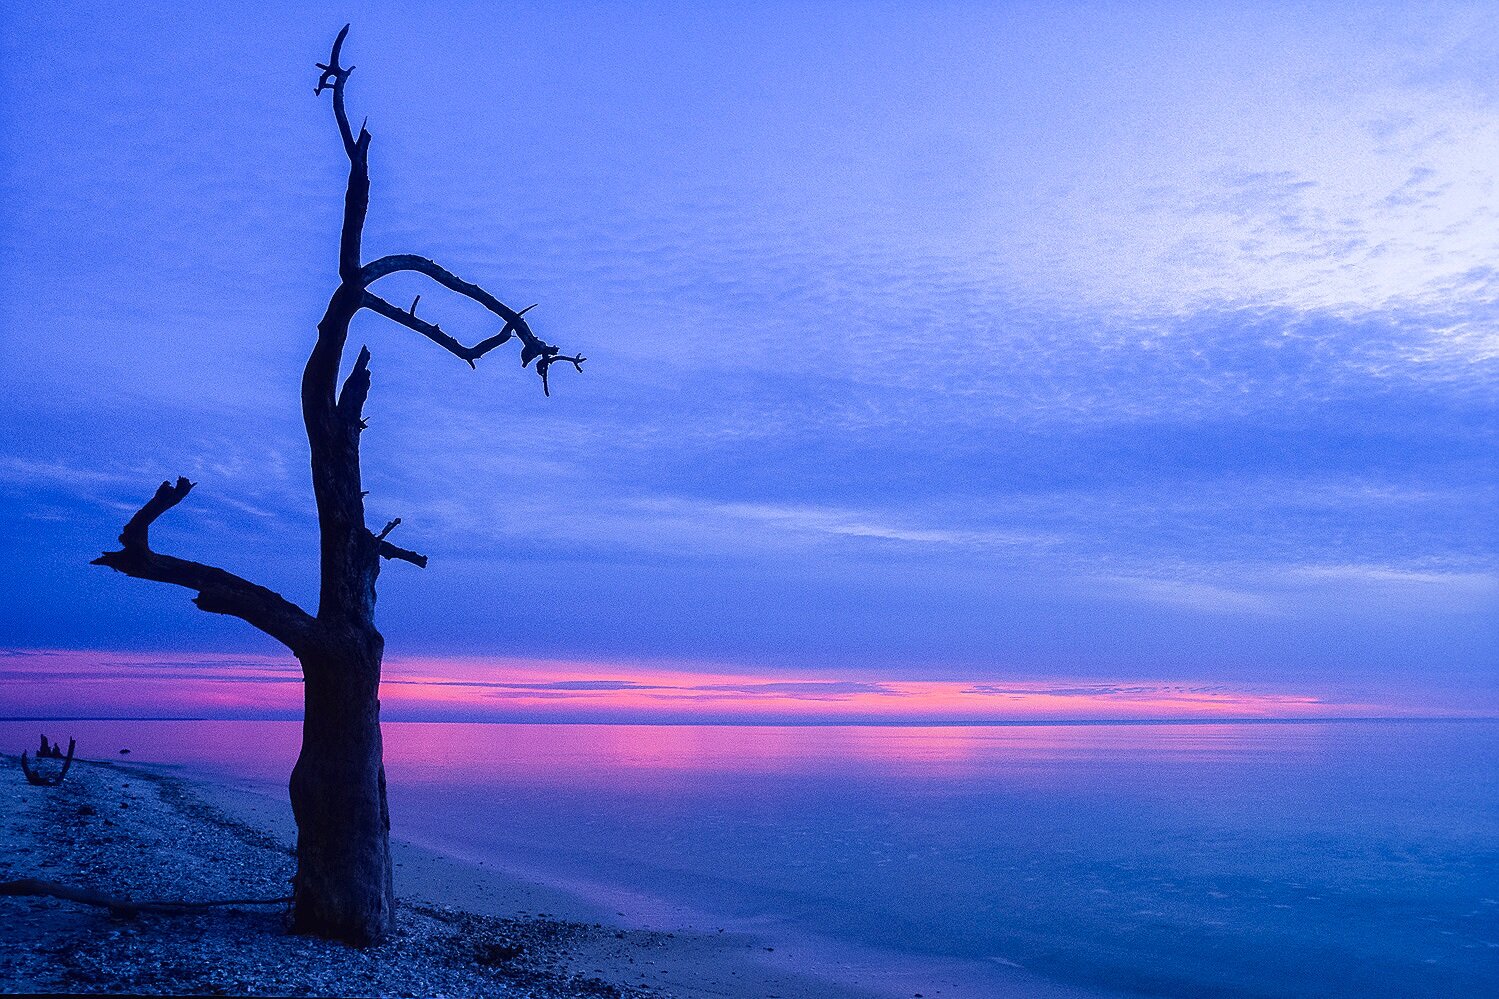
[[8, 753, 292, 916], [19, 737, 75, 787], [0, 878, 290, 916]]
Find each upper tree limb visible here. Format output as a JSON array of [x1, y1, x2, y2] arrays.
[[92, 477, 318, 651]]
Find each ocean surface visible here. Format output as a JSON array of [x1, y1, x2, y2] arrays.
[[3, 718, 1495, 997]]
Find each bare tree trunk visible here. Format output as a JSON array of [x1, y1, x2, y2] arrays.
[[288, 641, 393, 941], [92, 24, 583, 946]]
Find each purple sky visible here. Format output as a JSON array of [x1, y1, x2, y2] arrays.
[[0, 2, 1495, 718]]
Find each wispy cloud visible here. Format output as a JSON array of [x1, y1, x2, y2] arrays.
[[1098, 561, 1499, 616], [1096, 576, 1281, 615], [632, 499, 1056, 552], [2, 649, 1414, 722]]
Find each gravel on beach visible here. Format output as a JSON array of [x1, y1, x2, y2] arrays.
[[0, 754, 661, 998]]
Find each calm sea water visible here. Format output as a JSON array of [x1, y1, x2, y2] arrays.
[[3, 718, 1495, 997]]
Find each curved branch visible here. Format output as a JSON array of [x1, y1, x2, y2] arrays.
[[315, 24, 363, 162], [362, 292, 487, 368], [91, 479, 317, 652], [536, 352, 587, 398], [360, 255, 585, 391]]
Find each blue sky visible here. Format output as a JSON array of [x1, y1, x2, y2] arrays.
[[0, 1, 1494, 713]]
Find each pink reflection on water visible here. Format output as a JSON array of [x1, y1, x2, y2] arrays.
[[0, 718, 1320, 796], [378, 719, 1319, 793]]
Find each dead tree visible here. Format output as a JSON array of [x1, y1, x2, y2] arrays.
[[20, 738, 75, 787], [91, 25, 583, 944]]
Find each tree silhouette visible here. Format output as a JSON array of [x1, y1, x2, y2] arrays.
[[92, 25, 584, 944]]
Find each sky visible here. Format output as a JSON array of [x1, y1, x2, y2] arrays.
[[0, 1, 1495, 721]]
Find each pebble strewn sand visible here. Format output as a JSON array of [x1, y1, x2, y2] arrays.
[[0, 755, 658, 997]]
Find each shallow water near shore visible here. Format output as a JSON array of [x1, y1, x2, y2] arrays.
[[3, 717, 1495, 997]]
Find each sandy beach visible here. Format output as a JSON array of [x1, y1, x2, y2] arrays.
[[1, 752, 1106, 998]]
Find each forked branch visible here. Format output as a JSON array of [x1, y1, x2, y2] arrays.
[[313, 29, 584, 396], [360, 259, 585, 395], [315, 24, 371, 284], [315, 24, 365, 162], [372, 517, 426, 567], [92, 479, 317, 651]]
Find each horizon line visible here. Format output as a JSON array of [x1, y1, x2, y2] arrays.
[[2, 715, 1494, 728]]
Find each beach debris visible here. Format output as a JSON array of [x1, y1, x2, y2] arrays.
[[36, 734, 69, 759], [473, 938, 526, 965], [20, 736, 76, 787], [0, 764, 650, 997], [0, 878, 291, 917]]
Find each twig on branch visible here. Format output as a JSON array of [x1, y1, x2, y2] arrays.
[[359, 256, 585, 391], [536, 352, 587, 397], [92, 479, 317, 651], [315, 24, 364, 162], [313, 24, 351, 96], [369, 518, 424, 566], [0, 879, 290, 917], [362, 292, 487, 368]]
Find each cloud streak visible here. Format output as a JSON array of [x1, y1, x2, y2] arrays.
[[1, 649, 1428, 723]]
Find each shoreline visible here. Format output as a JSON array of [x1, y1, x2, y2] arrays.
[[2, 753, 1108, 998], [195, 766, 1110, 999]]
